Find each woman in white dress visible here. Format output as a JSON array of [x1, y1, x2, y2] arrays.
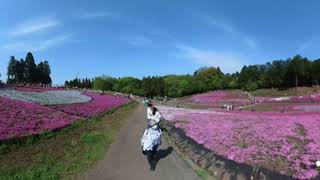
[[141, 120, 162, 171]]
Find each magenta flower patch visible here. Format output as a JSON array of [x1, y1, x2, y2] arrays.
[[49, 93, 129, 118], [0, 92, 129, 141], [0, 96, 80, 141]]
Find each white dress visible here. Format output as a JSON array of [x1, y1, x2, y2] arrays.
[[141, 128, 162, 151]]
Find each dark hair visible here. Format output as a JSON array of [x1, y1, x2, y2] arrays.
[[147, 102, 153, 107], [152, 107, 158, 115]]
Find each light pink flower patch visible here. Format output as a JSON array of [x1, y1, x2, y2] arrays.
[[257, 93, 320, 103], [187, 91, 251, 106], [275, 104, 320, 112], [159, 106, 320, 179], [13, 86, 61, 92]]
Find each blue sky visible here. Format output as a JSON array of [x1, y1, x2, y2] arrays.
[[0, 0, 319, 85]]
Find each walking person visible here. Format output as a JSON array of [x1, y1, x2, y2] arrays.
[[141, 120, 162, 171]]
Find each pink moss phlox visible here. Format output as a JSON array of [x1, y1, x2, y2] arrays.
[[189, 91, 250, 105], [257, 93, 320, 104], [0, 96, 79, 141], [13, 86, 61, 92], [49, 93, 129, 117], [158, 106, 320, 179]]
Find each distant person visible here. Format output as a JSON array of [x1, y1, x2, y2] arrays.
[[144, 99, 150, 107], [141, 120, 162, 171]]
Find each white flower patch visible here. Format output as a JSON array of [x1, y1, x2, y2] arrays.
[[272, 97, 290, 101], [0, 89, 91, 105]]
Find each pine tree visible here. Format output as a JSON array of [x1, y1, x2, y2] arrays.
[[7, 56, 17, 84], [25, 52, 37, 84]]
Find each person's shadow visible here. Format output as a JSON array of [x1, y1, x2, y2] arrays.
[[153, 146, 174, 170]]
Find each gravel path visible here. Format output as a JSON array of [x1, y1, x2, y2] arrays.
[[80, 104, 200, 180]]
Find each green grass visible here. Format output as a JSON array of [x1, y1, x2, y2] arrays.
[[0, 102, 138, 180], [196, 169, 209, 180]]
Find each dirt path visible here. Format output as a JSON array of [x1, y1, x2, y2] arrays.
[[79, 104, 200, 180]]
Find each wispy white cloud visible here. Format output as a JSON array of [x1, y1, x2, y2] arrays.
[[3, 34, 72, 52], [10, 17, 60, 36], [126, 35, 153, 47], [207, 18, 257, 49], [175, 44, 246, 73], [79, 11, 113, 19]]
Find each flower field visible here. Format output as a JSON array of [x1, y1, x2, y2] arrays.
[[0, 89, 91, 105], [273, 104, 320, 112], [0, 96, 79, 141], [13, 86, 61, 92], [48, 92, 129, 118], [256, 93, 320, 104], [159, 106, 320, 179], [191, 90, 250, 103], [180, 90, 251, 108], [0, 88, 129, 141]]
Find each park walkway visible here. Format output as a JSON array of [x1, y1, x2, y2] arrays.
[[79, 104, 199, 180]]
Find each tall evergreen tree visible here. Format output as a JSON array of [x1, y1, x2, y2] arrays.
[[42, 60, 51, 85], [25, 52, 37, 84], [7, 53, 52, 85], [17, 58, 26, 84], [7, 56, 17, 83]]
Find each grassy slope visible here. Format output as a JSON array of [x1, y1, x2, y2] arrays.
[[0, 102, 138, 180]]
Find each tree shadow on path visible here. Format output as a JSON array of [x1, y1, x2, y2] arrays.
[[154, 146, 174, 170]]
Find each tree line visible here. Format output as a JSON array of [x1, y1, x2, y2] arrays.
[[238, 55, 320, 91], [64, 54, 320, 98], [7, 52, 52, 86], [65, 78, 93, 89]]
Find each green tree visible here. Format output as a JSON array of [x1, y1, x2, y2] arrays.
[[7, 56, 19, 84], [42, 60, 52, 85], [25, 52, 37, 84], [285, 55, 308, 87], [194, 67, 224, 91], [35, 60, 52, 86], [268, 60, 288, 88], [238, 65, 261, 91], [312, 59, 320, 85], [222, 73, 239, 89], [113, 77, 142, 95], [93, 76, 117, 91], [141, 76, 165, 98], [164, 75, 198, 97], [17, 58, 26, 84]]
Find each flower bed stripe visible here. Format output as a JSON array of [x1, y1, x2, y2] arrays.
[[0, 96, 80, 141], [48, 93, 129, 118], [0, 89, 92, 105]]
